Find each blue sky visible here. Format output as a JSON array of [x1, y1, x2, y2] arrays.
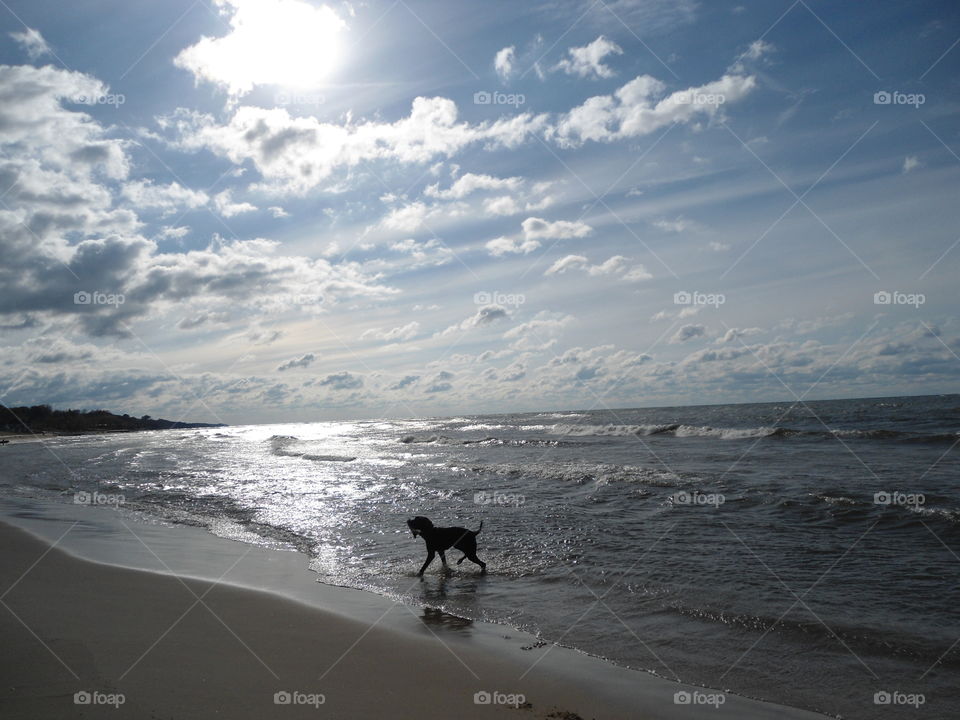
[[0, 0, 957, 423]]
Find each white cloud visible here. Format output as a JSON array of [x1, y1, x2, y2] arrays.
[[174, 0, 347, 96], [9, 28, 51, 60], [522, 216, 592, 240], [544, 254, 588, 275], [361, 321, 420, 343], [554, 71, 756, 146], [486, 236, 540, 256], [213, 189, 257, 217], [122, 180, 209, 214], [902, 155, 921, 173], [555, 36, 623, 79], [653, 216, 696, 233], [495, 46, 516, 81], [425, 172, 522, 199], [439, 305, 510, 335], [544, 254, 650, 280]]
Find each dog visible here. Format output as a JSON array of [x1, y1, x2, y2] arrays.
[[407, 516, 486, 576]]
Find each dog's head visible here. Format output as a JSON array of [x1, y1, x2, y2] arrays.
[[407, 516, 434, 537]]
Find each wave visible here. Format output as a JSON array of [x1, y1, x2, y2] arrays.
[[268, 435, 355, 462], [545, 424, 958, 443]]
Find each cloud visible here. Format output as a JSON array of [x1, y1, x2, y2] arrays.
[[653, 216, 696, 233], [522, 216, 592, 240], [544, 254, 650, 280], [389, 374, 420, 390], [361, 321, 420, 342], [555, 36, 623, 79], [122, 181, 209, 215], [170, 98, 548, 194], [318, 371, 363, 389], [554, 71, 756, 146], [902, 155, 921, 173], [440, 305, 510, 335], [544, 254, 588, 275], [671, 324, 706, 343], [277, 352, 316, 371], [213, 189, 257, 217], [9, 28, 52, 60], [495, 46, 516, 81], [717, 327, 763, 344], [425, 172, 522, 199], [486, 236, 540, 256], [174, 0, 347, 96]]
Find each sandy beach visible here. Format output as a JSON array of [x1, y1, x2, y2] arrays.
[[0, 512, 830, 720]]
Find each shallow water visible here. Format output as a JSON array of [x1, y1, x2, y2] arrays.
[[2, 394, 958, 718]]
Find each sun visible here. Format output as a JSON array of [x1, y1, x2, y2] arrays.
[[177, 0, 346, 96]]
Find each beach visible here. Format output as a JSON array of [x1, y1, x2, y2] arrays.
[[0, 507, 827, 720]]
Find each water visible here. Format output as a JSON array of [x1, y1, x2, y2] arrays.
[[2, 394, 958, 718]]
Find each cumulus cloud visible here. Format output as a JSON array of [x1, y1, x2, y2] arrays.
[[425, 172, 522, 199], [318, 371, 363, 389], [902, 155, 921, 173], [717, 327, 763, 344], [277, 352, 316, 371], [361, 321, 420, 342], [213, 189, 257, 217], [486, 236, 540, 256], [169, 98, 549, 194], [439, 305, 510, 335], [555, 36, 623, 79], [522, 216, 592, 240], [554, 71, 756, 147], [495, 46, 516, 81], [122, 181, 209, 215], [389, 374, 420, 390], [671, 324, 706, 343]]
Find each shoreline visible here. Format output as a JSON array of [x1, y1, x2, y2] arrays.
[[0, 498, 829, 719]]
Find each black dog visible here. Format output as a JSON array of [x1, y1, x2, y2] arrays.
[[407, 516, 486, 576]]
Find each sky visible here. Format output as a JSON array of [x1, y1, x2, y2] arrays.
[[0, 0, 958, 424]]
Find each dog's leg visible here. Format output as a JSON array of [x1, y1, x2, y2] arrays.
[[456, 554, 467, 565], [418, 550, 435, 577], [464, 551, 486, 571], [438, 550, 449, 569]]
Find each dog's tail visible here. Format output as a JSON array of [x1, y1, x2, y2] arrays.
[[472, 521, 483, 535]]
